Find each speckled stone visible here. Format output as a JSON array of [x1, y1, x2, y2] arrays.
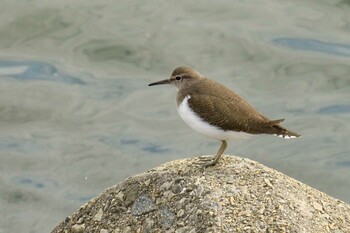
[[131, 194, 157, 216], [51, 155, 350, 233], [159, 206, 176, 229]]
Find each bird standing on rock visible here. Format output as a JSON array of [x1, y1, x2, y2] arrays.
[[148, 66, 300, 166]]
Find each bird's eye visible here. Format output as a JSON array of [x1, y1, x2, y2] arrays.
[[175, 75, 182, 81]]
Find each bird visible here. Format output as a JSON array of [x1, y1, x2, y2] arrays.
[[148, 66, 300, 166]]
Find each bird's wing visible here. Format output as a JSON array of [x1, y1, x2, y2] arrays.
[[187, 94, 271, 134]]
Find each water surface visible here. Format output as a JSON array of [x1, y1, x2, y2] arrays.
[[0, 1, 349, 232]]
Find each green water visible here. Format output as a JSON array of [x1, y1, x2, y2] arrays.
[[0, 1, 350, 232]]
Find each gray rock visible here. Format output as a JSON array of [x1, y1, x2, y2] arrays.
[[159, 206, 175, 229], [50, 155, 350, 233], [175, 226, 195, 233], [131, 194, 157, 216]]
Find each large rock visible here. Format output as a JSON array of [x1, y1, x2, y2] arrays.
[[51, 155, 350, 233]]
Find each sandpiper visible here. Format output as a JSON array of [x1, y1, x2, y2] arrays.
[[148, 66, 300, 166]]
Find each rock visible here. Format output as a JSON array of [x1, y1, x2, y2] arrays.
[[159, 206, 176, 229], [71, 224, 85, 233], [131, 194, 157, 216], [50, 155, 350, 232], [93, 208, 103, 221]]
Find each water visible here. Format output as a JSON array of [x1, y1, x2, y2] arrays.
[[0, 1, 349, 232]]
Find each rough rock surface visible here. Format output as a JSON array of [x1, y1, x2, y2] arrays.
[[51, 155, 350, 233]]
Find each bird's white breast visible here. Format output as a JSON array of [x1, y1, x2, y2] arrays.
[[177, 95, 250, 140]]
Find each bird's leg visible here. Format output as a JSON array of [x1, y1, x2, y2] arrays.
[[197, 140, 227, 167]]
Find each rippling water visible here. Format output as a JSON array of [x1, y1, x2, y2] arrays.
[[0, 1, 350, 232]]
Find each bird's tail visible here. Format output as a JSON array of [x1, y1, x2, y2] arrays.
[[266, 119, 300, 139]]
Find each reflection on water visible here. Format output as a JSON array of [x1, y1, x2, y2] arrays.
[[273, 38, 350, 57], [0, 1, 350, 233], [0, 60, 85, 84], [317, 104, 350, 114]]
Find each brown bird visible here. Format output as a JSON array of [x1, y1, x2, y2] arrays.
[[148, 66, 300, 166]]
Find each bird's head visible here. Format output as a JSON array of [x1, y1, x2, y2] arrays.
[[148, 66, 203, 91]]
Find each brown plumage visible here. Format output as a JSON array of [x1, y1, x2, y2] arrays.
[[149, 66, 300, 166]]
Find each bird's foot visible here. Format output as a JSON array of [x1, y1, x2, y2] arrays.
[[194, 156, 218, 167], [197, 156, 213, 161]]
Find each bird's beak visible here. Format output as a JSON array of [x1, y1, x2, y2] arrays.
[[148, 79, 171, 86]]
